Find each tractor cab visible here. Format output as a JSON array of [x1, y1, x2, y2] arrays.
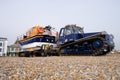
[[58, 25, 84, 45]]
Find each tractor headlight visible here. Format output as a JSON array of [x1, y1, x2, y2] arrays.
[[65, 39, 68, 42], [110, 34, 114, 39], [110, 41, 114, 44]]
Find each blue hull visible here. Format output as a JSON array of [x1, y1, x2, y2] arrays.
[[19, 35, 56, 46]]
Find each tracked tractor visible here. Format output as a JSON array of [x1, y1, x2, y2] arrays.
[[57, 24, 114, 56]]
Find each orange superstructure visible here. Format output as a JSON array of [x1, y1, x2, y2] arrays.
[[22, 25, 58, 40], [26, 25, 45, 37]]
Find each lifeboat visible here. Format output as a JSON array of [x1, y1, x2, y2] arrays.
[[18, 25, 58, 52]]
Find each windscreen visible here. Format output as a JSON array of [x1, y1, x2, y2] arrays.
[[65, 25, 84, 35]]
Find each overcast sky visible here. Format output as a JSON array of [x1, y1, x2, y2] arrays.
[[0, 0, 120, 50]]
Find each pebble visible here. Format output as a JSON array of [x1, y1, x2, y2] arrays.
[[0, 53, 120, 80]]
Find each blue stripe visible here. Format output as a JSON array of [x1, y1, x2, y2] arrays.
[[19, 36, 55, 45]]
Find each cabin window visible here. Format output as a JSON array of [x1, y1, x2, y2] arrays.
[[11, 48, 14, 51], [0, 48, 2, 52], [0, 43, 2, 46], [16, 48, 19, 51]]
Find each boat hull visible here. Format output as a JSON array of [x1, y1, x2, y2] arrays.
[[18, 35, 57, 51]]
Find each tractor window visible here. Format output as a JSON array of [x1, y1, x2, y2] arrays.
[[65, 29, 72, 35], [64, 25, 84, 35], [65, 26, 73, 35], [73, 26, 84, 34], [59, 28, 64, 36]]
